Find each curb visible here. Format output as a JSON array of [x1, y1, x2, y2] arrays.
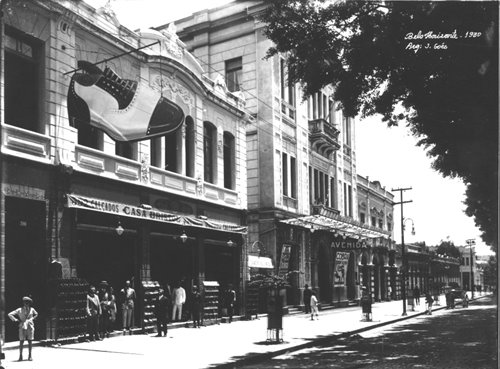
[[211, 294, 490, 369]]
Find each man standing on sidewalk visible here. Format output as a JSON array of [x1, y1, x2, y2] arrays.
[[303, 284, 312, 314], [413, 285, 421, 306], [172, 282, 186, 322]]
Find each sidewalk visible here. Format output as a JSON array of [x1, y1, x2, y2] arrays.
[[1, 292, 491, 369]]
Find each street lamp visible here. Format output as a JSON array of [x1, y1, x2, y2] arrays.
[[466, 238, 475, 298]]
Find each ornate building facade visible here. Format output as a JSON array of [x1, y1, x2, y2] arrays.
[[0, 0, 249, 341]]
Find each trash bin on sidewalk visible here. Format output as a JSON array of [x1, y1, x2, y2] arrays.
[[267, 286, 285, 343]]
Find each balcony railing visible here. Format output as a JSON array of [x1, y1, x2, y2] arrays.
[[309, 118, 341, 156]]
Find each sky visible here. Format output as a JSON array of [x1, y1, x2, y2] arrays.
[[83, 0, 494, 256]]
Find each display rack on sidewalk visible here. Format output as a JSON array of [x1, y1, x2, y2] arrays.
[[202, 281, 220, 325], [53, 278, 89, 340], [141, 281, 161, 333]]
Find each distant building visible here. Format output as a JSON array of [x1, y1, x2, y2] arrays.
[[458, 246, 483, 291]]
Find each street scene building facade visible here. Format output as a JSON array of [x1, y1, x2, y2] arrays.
[[173, 1, 394, 311], [0, 0, 249, 341], [0, 0, 487, 345]]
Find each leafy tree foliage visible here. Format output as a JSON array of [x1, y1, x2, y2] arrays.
[[435, 240, 460, 258], [482, 255, 497, 288], [260, 1, 498, 249]]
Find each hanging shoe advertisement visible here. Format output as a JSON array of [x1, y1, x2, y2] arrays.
[[67, 60, 185, 142]]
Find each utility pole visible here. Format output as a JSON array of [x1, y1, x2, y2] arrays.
[[392, 187, 413, 316], [466, 239, 476, 299]]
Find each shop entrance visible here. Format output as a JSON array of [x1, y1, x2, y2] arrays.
[[205, 244, 238, 287], [346, 252, 356, 300], [318, 243, 332, 303], [150, 235, 193, 289], [5, 197, 47, 342], [76, 229, 136, 297]]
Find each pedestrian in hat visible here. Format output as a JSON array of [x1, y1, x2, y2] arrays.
[[8, 296, 38, 361]]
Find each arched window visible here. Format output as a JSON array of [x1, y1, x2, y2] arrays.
[[185, 116, 195, 178], [203, 122, 217, 184], [223, 131, 235, 189]]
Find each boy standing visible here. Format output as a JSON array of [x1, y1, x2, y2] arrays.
[[8, 296, 38, 361]]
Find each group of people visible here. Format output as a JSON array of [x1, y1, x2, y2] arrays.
[[154, 283, 237, 336], [86, 280, 135, 341], [413, 285, 435, 315]]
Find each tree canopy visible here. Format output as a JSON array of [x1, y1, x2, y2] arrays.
[[435, 240, 460, 259], [260, 1, 498, 250]]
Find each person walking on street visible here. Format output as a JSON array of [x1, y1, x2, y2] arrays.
[[225, 284, 236, 323], [310, 290, 319, 320], [303, 284, 312, 314], [413, 285, 421, 306], [154, 288, 169, 336], [8, 296, 38, 361], [191, 285, 203, 328], [425, 291, 434, 315], [172, 282, 186, 322], [86, 286, 101, 341], [120, 280, 136, 334]]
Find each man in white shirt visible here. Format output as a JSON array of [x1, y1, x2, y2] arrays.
[[172, 283, 186, 322]]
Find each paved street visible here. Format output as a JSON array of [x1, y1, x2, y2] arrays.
[[240, 295, 498, 369], [0, 293, 495, 369]]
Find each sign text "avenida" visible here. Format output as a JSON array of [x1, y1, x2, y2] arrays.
[[331, 241, 367, 250]]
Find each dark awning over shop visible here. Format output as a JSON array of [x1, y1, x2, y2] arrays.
[[66, 194, 247, 234], [280, 214, 390, 240]]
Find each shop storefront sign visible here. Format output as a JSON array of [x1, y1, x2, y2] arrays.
[[331, 240, 368, 250], [277, 244, 292, 277], [334, 252, 350, 286], [67, 194, 246, 233], [248, 255, 274, 269]]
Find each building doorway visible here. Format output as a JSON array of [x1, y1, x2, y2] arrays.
[[5, 197, 47, 342]]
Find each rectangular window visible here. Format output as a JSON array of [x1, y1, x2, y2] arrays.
[[290, 156, 297, 198], [309, 166, 313, 205], [330, 178, 335, 208], [324, 174, 329, 206], [5, 30, 41, 133], [282, 152, 288, 196], [204, 123, 216, 184], [388, 222, 392, 232], [348, 184, 353, 217], [343, 115, 351, 146], [280, 57, 296, 119], [116, 141, 137, 160], [225, 57, 242, 92], [360, 213, 366, 224], [165, 132, 178, 173], [315, 169, 320, 204], [371, 216, 376, 227], [223, 132, 235, 190], [343, 183, 348, 215], [150, 137, 162, 167], [378, 219, 383, 229], [465, 257, 469, 266], [185, 117, 195, 178]]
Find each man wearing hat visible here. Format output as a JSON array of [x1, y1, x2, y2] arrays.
[[8, 296, 38, 361]]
